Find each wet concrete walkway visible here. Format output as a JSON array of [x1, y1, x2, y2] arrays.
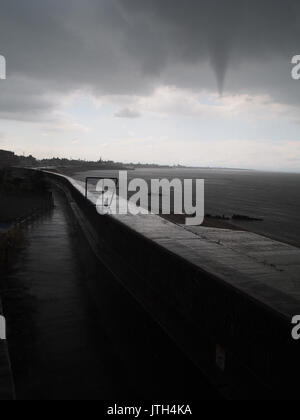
[[0, 191, 135, 400], [0, 190, 218, 400]]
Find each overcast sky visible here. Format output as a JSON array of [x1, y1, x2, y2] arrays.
[[0, 0, 300, 171]]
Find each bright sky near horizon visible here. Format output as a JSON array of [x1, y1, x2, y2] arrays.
[[0, 0, 300, 172]]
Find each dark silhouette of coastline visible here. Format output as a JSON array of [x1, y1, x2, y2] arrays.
[[0, 149, 251, 173]]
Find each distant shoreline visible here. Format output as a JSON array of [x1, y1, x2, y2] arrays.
[[49, 165, 255, 178]]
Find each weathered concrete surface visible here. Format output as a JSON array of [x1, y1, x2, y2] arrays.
[[174, 226, 300, 311], [38, 171, 300, 399]]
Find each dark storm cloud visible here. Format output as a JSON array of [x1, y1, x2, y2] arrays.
[[118, 0, 300, 94], [0, 76, 58, 121], [0, 0, 300, 119]]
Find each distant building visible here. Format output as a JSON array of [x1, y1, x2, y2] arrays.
[[0, 150, 19, 168]]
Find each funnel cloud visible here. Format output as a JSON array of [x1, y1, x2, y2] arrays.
[[0, 0, 299, 110]]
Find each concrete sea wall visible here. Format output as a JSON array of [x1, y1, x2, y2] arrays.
[[35, 170, 300, 399]]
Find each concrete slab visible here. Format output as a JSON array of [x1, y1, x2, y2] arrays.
[[48, 170, 300, 316], [75, 182, 300, 314]]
